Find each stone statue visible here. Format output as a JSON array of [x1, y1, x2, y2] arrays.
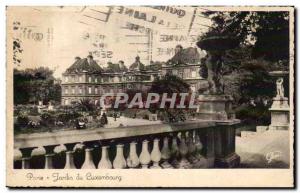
[[276, 78, 284, 97], [205, 52, 224, 94]]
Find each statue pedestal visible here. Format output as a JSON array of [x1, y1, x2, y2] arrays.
[[269, 96, 289, 130], [197, 95, 235, 121], [196, 94, 240, 167]]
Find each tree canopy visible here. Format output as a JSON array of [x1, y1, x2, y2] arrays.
[[14, 67, 61, 105]]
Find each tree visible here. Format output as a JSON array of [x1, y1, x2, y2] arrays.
[[199, 11, 289, 102], [201, 11, 289, 63], [148, 74, 191, 121], [14, 67, 62, 105]]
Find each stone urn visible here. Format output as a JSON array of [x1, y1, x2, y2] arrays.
[[196, 36, 239, 121]]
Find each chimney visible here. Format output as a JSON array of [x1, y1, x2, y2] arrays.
[[75, 56, 81, 62], [87, 55, 93, 65], [175, 44, 183, 54]]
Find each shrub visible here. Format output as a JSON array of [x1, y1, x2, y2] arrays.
[[236, 105, 270, 125], [40, 112, 55, 126], [16, 113, 29, 127]]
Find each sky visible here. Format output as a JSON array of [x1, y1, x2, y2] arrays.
[[7, 6, 211, 78]]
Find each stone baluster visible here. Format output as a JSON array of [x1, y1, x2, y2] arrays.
[[113, 144, 127, 169], [170, 134, 180, 167], [194, 131, 208, 168], [194, 131, 204, 160], [160, 136, 173, 169], [19, 147, 36, 169], [98, 146, 112, 169], [81, 142, 96, 169], [139, 140, 151, 169], [150, 138, 161, 169], [126, 141, 140, 168], [187, 131, 198, 165], [43, 145, 59, 169], [64, 143, 77, 169], [177, 132, 191, 169]]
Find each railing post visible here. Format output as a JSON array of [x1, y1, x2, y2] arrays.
[[139, 140, 151, 169], [214, 125, 240, 168], [113, 144, 127, 169], [150, 138, 161, 169], [160, 136, 173, 168], [19, 147, 36, 169], [98, 146, 112, 169], [127, 141, 140, 168], [43, 145, 59, 169], [206, 128, 215, 168], [64, 143, 77, 169]]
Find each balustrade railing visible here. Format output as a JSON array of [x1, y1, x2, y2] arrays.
[[14, 120, 240, 169]]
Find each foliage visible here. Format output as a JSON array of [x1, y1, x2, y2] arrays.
[[76, 98, 96, 112], [14, 67, 61, 105], [236, 105, 271, 125], [199, 11, 289, 123], [149, 74, 190, 95], [40, 112, 55, 126], [201, 11, 289, 62], [148, 74, 191, 119], [100, 113, 108, 125], [16, 113, 29, 127], [55, 111, 82, 123]]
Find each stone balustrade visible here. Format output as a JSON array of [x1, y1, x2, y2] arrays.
[[14, 120, 241, 169]]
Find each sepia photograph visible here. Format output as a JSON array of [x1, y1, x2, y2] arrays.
[[5, 5, 294, 188]]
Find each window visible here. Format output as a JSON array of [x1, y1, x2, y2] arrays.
[[166, 69, 172, 75], [72, 76, 75, 82], [95, 87, 98, 94], [79, 75, 82, 82], [172, 69, 177, 76], [65, 76, 69, 82], [191, 85, 196, 92], [178, 69, 184, 79], [65, 87, 68, 94], [88, 76, 92, 83], [72, 87, 75, 94], [65, 99, 69, 105], [114, 76, 119, 82], [79, 87, 82, 94], [191, 68, 196, 78], [88, 87, 92, 94]]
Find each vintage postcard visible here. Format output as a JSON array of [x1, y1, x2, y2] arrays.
[[6, 6, 294, 188]]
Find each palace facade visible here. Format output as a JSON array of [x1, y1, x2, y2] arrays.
[[61, 45, 207, 105]]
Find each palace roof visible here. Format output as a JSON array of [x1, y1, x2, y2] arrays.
[[167, 47, 201, 66], [65, 56, 103, 74], [103, 62, 128, 73], [129, 56, 145, 71]]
